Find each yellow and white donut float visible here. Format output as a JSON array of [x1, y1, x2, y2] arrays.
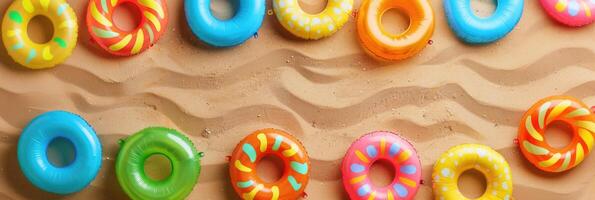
[[432, 144, 513, 200], [2, 0, 77, 69], [273, 0, 354, 40]]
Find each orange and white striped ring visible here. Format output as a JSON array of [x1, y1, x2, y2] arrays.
[[86, 0, 167, 56], [518, 96, 595, 172], [229, 128, 310, 200]]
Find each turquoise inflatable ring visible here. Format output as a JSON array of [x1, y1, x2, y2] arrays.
[[184, 0, 265, 47], [17, 111, 102, 194], [443, 0, 524, 44]]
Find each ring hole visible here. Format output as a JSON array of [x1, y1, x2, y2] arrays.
[[211, 0, 237, 20], [256, 155, 285, 183], [112, 2, 142, 31], [369, 159, 395, 187], [470, 0, 497, 18], [144, 154, 172, 181], [27, 15, 54, 44], [298, 0, 328, 15], [458, 169, 487, 198], [545, 121, 575, 149], [381, 8, 410, 36], [46, 137, 76, 167]]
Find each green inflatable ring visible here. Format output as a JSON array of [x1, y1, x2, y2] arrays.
[[115, 127, 202, 200]]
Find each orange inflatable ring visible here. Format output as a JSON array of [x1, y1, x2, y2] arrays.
[[229, 128, 310, 200], [518, 96, 595, 172], [86, 0, 168, 56], [357, 0, 434, 61]]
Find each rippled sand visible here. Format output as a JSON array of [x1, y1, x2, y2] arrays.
[[0, 0, 594, 199]]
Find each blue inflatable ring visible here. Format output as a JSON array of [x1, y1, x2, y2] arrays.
[[17, 111, 102, 194], [184, 0, 265, 47], [443, 0, 524, 44]]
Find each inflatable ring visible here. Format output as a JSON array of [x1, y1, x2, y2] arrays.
[[518, 96, 595, 172], [229, 128, 310, 200], [540, 0, 595, 27], [432, 144, 512, 200], [87, 0, 168, 56], [2, 0, 77, 69], [273, 0, 354, 40], [357, 0, 435, 61], [342, 131, 421, 200], [185, 0, 265, 47], [443, 0, 524, 44], [116, 127, 202, 199], [18, 111, 101, 194]]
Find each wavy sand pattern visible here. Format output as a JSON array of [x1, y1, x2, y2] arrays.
[[1, 0, 595, 199]]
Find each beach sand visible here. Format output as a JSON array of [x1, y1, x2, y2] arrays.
[[1, 0, 595, 199]]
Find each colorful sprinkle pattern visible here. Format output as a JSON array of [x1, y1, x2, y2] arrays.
[[273, 0, 354, 40], [86, 0, 167, 56], [540, 0, 595, 26], [1, 0, 77, 69], [229, 129, 310, 200], [432, 144, 513, 200], [342, 131, 421, 200], [518, 96, 595, 172]]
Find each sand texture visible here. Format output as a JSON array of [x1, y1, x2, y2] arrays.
[[1, 0, 595, 199]]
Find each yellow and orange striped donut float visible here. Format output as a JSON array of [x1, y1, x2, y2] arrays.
[[86, 0, 168, 56], [518, 96, 595, 172], [2, 0, 77, 69]]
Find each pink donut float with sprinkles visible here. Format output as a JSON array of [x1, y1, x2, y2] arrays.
[[540, 0, 595, 26], [341, 131, 421, 200]]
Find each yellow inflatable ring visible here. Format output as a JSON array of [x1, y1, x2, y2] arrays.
[[2, 0, 77, 69], [273, 0, 354, 40], [432, 144, 513, 200], [357, 0, 434, 60]]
